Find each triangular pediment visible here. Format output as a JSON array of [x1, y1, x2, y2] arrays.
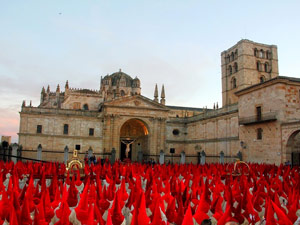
[[103, 95, 169, 111]]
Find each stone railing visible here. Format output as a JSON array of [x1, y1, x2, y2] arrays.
[[168, 103, 238, 123], [239, 111, 277, 125], [21, 106, 101, 117]]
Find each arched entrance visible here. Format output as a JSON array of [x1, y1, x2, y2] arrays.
[[120, 119, 149, 161], [286, 130, 300, 166]]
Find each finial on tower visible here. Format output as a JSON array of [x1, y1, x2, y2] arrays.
[[40, 87, 45, 104], [47, 85, 50, 93], [56, 84, 60, 93], [65, 80, 69, 89], [154, 84, 158, 102], [119, 68, 122, 72], [160, 84, 165, 105], [22, 100, 26, 107]]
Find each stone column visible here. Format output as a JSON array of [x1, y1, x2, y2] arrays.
[[153, 118, 158, 155], [110, 148, 116, 164], [237, 151, 242, 161], [37, 144, 42, 161], [138, 150, 143, 163], [64, 146, 69, 164], [180, 151, 186, 164], [201, 150, 206, 165], [160, 118, 167, 155], [159, 150, 165, 165], [220, 151, 224, 164], [137, 143, 143, 163], [88, 147, 93, 158], [103, 115, 111, 154], [12, 143, 18, 164]]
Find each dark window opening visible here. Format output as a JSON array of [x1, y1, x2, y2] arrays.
[[231, 52, 234, 61], [234, 49, 238, 59], [254, 48, 258, 57], [232, 77, 237, 89], [83, 104, 89, 110], [89, 128, 94, 136], [256, 106, 262, 121], [260, 76, 265, 83], [37, 125, 42, 134], [234, 62, 238, 73], [257, 61, 261, 71], [63, 124, 69, 135], [75, 145, 80, 150], [229, 65, 232, 75], [257, 128, 263, 140], [264, 63, 269, 72], [173, 129, 180, 136]]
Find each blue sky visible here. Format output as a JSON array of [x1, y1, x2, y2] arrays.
[[1, 1, 300, 142]]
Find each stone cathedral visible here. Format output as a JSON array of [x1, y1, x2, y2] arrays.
[[19, 40, 300, 165]]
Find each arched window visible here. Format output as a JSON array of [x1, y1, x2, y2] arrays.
[[231, 52, 234, 61], [83, 104, 89, 110], [229, 65, 233, 75], [254, 48, 258, 57], [231, 77, 237, 89], [264, 62, 269, 72], [260, 76, 265, 83], [266, 50, 270, 59], [234, 49, 238, 60], [234, 62, 238, 73], [227, 54, 230, 62], [259, 49, 264, 58], [266, 50, 272, 59], [225, 56, 228, 63], [120, 90, 125, 96], [256, 61, 261, 71]]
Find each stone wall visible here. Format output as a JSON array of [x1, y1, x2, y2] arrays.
[[19, 107, 103, 161], [237, 79, 300, 164], [166, 105, 239, 164], [62, 93, 103, 111]]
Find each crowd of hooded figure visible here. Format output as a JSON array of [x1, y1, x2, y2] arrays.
[[0, 160, 299, 225]]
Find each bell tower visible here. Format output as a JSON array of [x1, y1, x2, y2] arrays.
[[221, 39, 279, 106]]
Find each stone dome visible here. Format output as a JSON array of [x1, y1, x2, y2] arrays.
[[105, 71, 134, 87]]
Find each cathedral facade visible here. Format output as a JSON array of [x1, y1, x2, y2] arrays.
[[18, 40, 300, 165]]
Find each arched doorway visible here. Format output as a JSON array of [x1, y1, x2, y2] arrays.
[[286, 130, 300, 166], [120, 119, 149, 161]]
